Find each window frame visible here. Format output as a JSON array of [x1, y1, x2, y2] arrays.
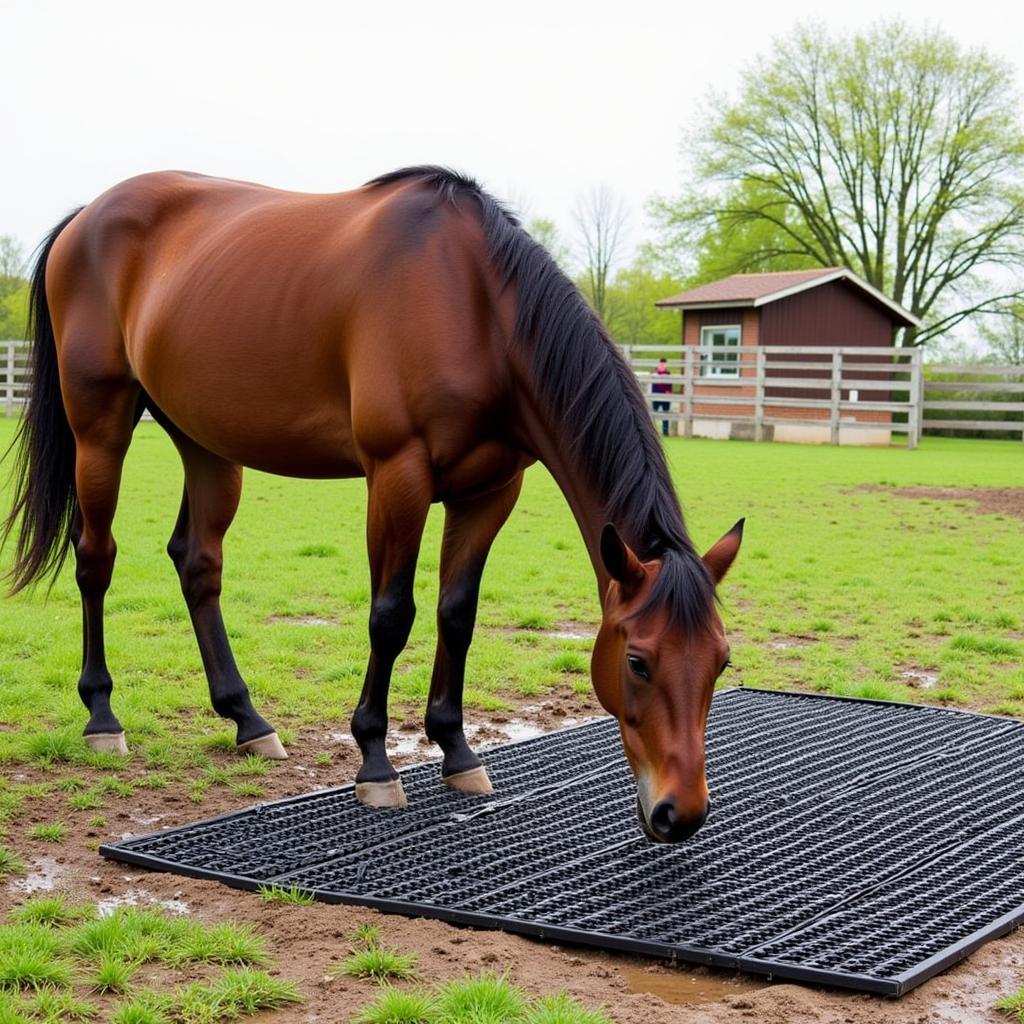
[[699, 324, 742, 377]]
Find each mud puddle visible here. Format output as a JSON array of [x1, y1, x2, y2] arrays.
[[623, 965, 767, 1005]]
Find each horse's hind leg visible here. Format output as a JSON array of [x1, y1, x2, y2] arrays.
[[425, 474, 522, 794], [68, 382, 140, 755], [167, 435, 284, 757]]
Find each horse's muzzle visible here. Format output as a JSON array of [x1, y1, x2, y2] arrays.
[[637, 796, 710, 844]]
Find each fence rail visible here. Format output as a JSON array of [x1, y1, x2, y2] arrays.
[[922, 364, 1024, 440], [2, 340, 29, 417], [5, 338, 1022, 444], [621, 344, 923, 447]]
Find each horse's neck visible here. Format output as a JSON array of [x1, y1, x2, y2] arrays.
[[514, 392, 622, 605]]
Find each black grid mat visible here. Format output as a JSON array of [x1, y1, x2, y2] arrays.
[[100, 688, 1024, 996]]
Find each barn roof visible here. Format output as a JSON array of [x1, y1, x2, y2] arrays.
[[655, 267, 922, 328]]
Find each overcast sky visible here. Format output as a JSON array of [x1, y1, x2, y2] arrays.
[[6, 0, 1024, 269]]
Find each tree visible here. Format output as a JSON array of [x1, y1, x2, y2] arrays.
[[650, 21, 1024, 344], [603, 258, 683, 348], [527, 218, 572, 271], [0, 236, 28, 340], [573, 186, 629, 326], [978, 301, 1024, 365]]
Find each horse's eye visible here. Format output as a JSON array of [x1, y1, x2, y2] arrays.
[[626, 654, 650, 681]]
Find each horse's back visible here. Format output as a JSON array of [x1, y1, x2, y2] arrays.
[[48, 172, 516, 483]]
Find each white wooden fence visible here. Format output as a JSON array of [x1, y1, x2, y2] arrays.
[[622, 344, 924, 448], [4, 338, 1022, 444], [2, 340, 28, 418], [922, 365, 1024, 441]]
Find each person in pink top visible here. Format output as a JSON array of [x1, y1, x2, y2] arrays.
[[652, 357, 672, 437]]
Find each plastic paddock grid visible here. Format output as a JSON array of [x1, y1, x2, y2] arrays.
[[100, 688, 1024, 996]]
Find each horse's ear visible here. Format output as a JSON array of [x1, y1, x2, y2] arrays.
[[601, 524, 644, 589], [703, 519, 744, 584]]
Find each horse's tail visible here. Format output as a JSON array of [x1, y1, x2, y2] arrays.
[[1, 208, 83, 594]]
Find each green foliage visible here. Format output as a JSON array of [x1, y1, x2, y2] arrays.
[[526, 219, 572, 271], [649, 19, 1024, 343], [601, 257, 682, 348]]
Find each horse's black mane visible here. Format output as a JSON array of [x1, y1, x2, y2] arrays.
[[367, 166, 715, 632]]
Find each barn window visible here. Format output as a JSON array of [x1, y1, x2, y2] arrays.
[[699, 325, 741, 376]]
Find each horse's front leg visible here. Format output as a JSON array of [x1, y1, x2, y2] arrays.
[[351, 449, 432, 808], [426, 474, 523, 795]]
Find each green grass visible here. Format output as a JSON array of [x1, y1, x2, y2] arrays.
[[8, 897, 93, 928], [0, 422, 1022, 778], [28, 824, 66, 843], [998, 983, 1024, 1022], [0, 903, 298, 1024], [0, 924, 72, 991], [0, 847, 24, 879], [256, 884, 315, 906], [90, 956, 137, 994], [352, 973, 611, 1024], [337, 946, 419, 983]]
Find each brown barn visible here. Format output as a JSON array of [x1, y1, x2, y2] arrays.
[[654, 268, 921, 444]]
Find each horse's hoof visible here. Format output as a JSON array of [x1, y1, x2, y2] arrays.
[[238, 732, 288, 760], [443, 766, 493, 795], [85, 732, 129, 756], [355, 779, 408, 808]]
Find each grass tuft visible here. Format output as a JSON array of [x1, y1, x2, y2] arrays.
[[948, 635, 1020, 659], [28, 988, 99, 1021], [165, 921, 269, 967], [257, 884, 314, 906], [8, 897, 93, 928], [28, 824, 66, 844], [0, 847, 24, 879], [354, 987, 439, 1024], [90, 955, 137, 994], [997, 985, 1024, 1022], [0, 924, 72, 991], [522, 992, 613, 1024], [435, 972, 527, 1022], [338, 946, 419, 983], [175, 968, 301, 1024]]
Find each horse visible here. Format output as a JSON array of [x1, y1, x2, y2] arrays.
[[3, 167, 742, 843]]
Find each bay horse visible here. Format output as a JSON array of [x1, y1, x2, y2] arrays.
[[3, 167, 741, 842]]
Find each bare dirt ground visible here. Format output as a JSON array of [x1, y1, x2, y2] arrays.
[[856, 485, 1024, 520], [3, 691, 1022, 1023]]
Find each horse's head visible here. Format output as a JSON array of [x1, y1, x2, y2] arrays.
[[591, 521, 743, 843]]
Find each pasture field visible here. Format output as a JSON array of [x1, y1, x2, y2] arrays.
[[0, 419, 1022, 772], [0, 418, 1023, 1022]]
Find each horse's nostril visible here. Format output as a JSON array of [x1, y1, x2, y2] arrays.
[[646, 797, 709, 843], [650, 798, 679, 838]]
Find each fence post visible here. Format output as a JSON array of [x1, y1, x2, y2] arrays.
[[682, 346, 694, 438], [906, 348, 922, 450], [754, 347, 766, 442], [829, 351, 842, 445], [4, 342, 14, 419]]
